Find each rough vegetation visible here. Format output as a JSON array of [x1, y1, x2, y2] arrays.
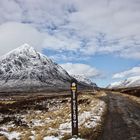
[[0, 91, 107, 140]]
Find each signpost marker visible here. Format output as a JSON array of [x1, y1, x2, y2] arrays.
[[71, 80, 78, 137]]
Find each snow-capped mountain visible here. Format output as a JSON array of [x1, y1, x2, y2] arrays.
[[108, 76, 140, 89], [0, 44, 73, 92], [72, 75, 97, 88], [0, 44, 97, 92]]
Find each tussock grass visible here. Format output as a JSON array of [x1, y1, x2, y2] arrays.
[[61, 134, 71, 140], [0, 91, 107, 140], [114, 91, 140, 105], [0, 136, 8, 140], [0, 101, 16, 104]]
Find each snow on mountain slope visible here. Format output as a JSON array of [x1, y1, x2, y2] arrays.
[[0, 44, 73, 92], [108, 76, 140, 89], [72, 75, 97, 87], [107, 81, 122, 88]]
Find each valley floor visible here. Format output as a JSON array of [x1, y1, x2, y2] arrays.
[[0, 91, 107, 140], [1, 91, 140, 140]]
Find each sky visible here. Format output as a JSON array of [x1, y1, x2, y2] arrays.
[[0, 0, 140, 87]]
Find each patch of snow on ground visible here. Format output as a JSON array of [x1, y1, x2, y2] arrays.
[[59, 122, 71, 130], [0, 123, 15, 131], [59, 99, 106, 133], [79, 111, 91, 125], [43, 136, 59, 140], [0, 131, 21, 140], [81, 100, 105, 128], [30, 131, 36, 140], [59, 122, 71, 134], [68, 138, 85, 140], [30, 136, 35, 140], [32, 119, 44, 126], [85, 120, 97, 128]]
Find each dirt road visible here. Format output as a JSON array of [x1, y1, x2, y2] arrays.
[[99, 92, 140, 140]]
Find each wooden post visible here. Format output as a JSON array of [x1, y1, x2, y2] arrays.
[[71, 80, 78, 136]]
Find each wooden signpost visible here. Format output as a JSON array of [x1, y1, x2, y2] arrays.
[[71, 80, 78, 136]]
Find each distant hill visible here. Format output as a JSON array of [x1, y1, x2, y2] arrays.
[[0, 44, 97, 93], [72, 74, 97, 88], [107, 76, 140, 89]]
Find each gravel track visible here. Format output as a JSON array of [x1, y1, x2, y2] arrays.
[[99, 92, 140, 140]]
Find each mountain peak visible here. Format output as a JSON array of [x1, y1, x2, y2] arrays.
[[0, 44, 97, 92], [0, 44, 38, 61], [17, 43, 33, 50], [12, 43, 37, 55], [0, 44, 73, 92]]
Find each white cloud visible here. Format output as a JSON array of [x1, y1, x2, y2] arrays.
[[0, 22, 45, 56], [60, 63, 100, 78], [42, 33, 81, 51], [49, 54, 90, 62], [0, 22, 82, 57], [0, 0, 22, 23], [113, 66, 140, 79], [0, 0, 140, 59]]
